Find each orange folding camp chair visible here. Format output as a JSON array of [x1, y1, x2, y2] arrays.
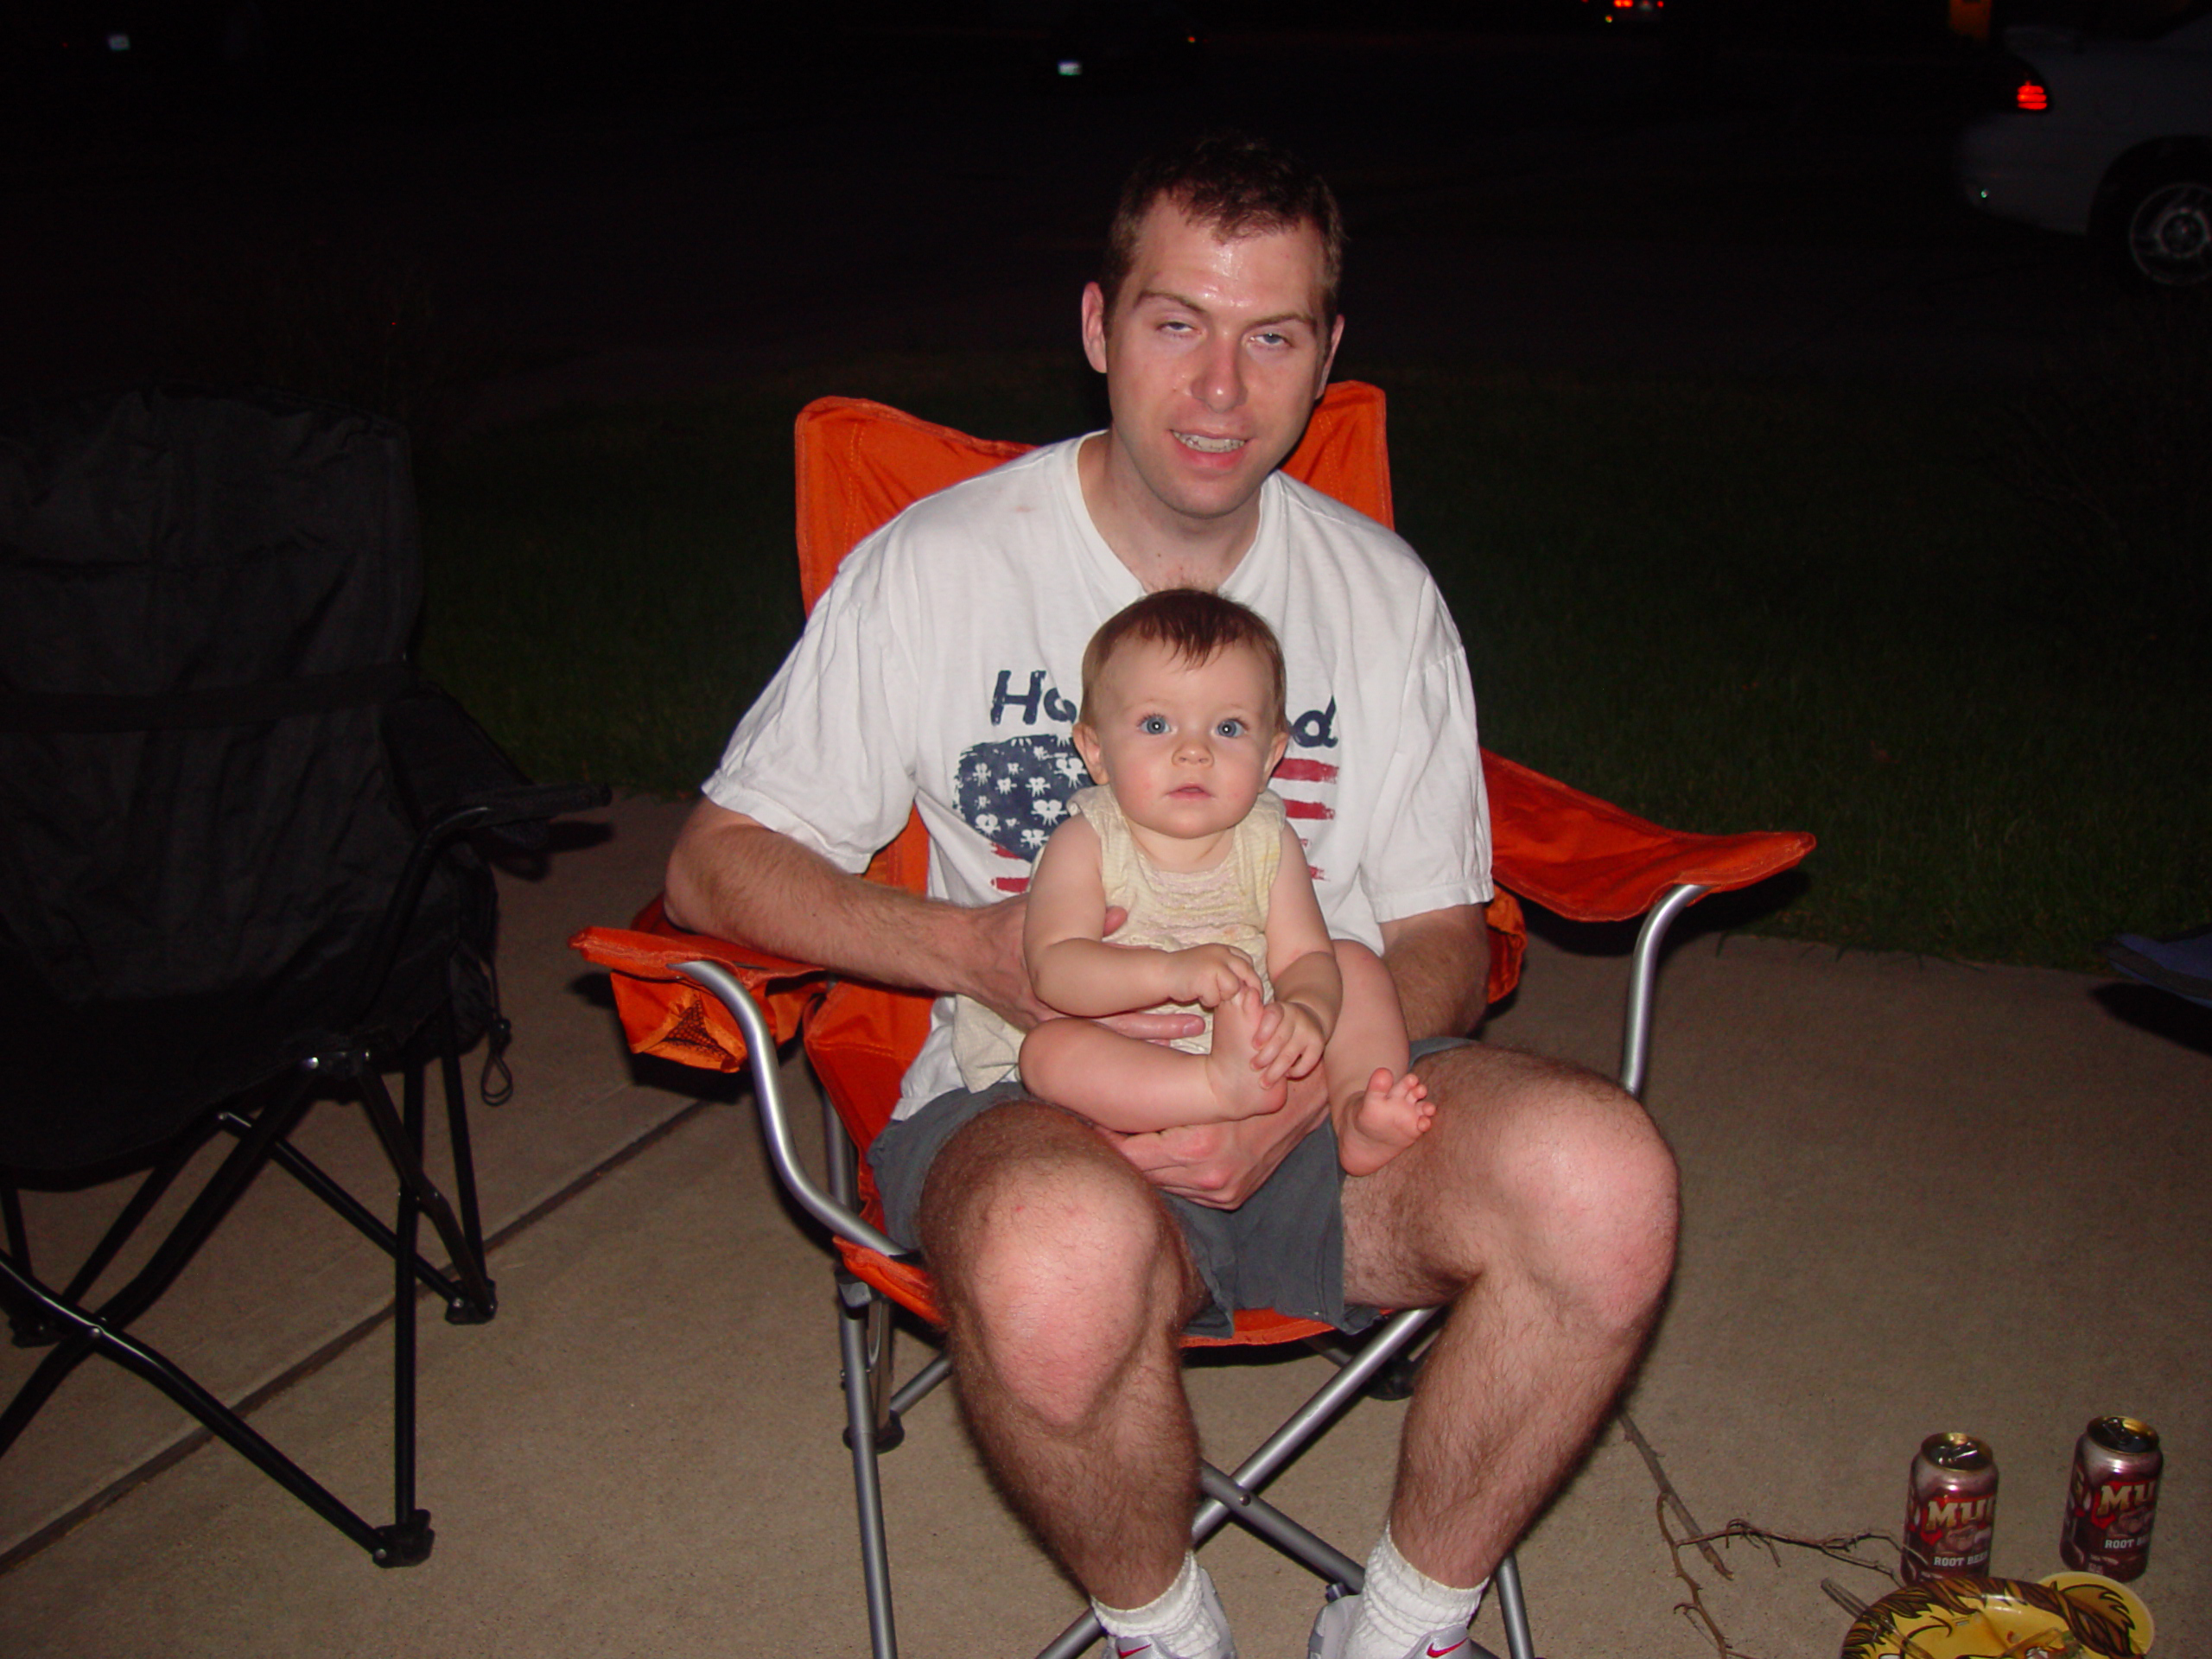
[[570, 383, 1814, 1659]]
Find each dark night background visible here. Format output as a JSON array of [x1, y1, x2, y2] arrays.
[[3, 0, 2191, 423]]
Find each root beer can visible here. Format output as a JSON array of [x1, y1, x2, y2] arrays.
[[1901, 1433, 1998, 1583], [2060, 1416, 2162, 1580]]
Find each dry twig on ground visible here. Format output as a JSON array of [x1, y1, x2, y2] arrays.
[[1623, 1409, 1897, 1656], [1618, 1410, 1732, 1578]]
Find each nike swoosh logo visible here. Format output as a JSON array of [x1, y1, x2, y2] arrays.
[[1115, 1644, 1151, 1657], [1427, 1643, 1467, 1657]]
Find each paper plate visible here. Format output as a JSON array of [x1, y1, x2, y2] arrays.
[[1839, 1573, 2153, 1658]]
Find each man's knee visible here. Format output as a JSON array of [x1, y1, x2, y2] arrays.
[[1491, 1056, 1677, 1330], [918, 1103, 1192, 1417], [1395, 1047, 1677, 1329]]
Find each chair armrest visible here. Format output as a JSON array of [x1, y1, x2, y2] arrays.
[[1483, 749, 1815, 925], [569, 898, 829, 1073], [385, 683, 610, 851], [671, 959, 903, 1259], [343, 685, 607, 1025]]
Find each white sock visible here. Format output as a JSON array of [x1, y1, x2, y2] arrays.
[[1092, 1554, 1226, 1657], [1346, 1526, 1487, 1659]]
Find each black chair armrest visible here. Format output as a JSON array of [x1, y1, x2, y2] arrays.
[[385, 684, 608, 852]]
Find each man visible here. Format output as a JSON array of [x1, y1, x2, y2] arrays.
[[665, 133, 1677, 1659]]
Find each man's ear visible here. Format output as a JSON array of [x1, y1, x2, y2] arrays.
[[1081, 283, 1110, 375], [1072, 722, 1108, 785], [1314, 312, 1344, 401]]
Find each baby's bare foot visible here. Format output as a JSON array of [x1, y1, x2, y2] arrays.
[[1338, 1068, 1433, 1177], [1206, 988, 1289, 1120]]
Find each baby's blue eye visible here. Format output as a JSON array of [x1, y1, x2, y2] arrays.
[[1140, 715, 1169, 735], [1216, 719, 1247, 739]]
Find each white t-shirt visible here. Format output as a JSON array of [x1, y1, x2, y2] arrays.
[[703, 435, 1491, 1119]]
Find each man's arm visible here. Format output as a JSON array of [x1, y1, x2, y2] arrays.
[[666, 798, 1212, 1039], [664, 798, 1052, 1027], [1378, 904, 1491, 1041]]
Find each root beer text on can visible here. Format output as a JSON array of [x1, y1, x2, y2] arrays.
[[2061, 1416, 2161, 1580], [1901, 1433, 1999, 1583]]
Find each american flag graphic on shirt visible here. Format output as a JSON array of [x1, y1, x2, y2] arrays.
[[955, 709, 1339, 895], [957, 734, 1090, 892]]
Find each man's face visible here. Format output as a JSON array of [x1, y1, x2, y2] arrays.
[[1081, 202, 1344, 542]]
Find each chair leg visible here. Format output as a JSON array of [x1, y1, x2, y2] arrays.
[[1, 1179, 59, 1347], [857, 1293, 902, 1452], [437, 1009, 491, 1275], [235, 1116, 470, 1307], [0, 1038, 496, 1570], [1490, 1551, 1535, 1659], [1306, 1314, 1441, 1402], [1197, 1464, 1363, 1583], [52, 1124, 214, 1315], [0, 1224, 423, 1563], [1, 1084, 317, 1449], [837, 1271, 899, 1659], [1033, 1306, 1447, 1659], [347, 1055, 496, 1321], [387, 1054, 430, 1558], [0, 1089, 293, 1466]]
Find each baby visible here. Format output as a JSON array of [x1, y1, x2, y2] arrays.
[[990, 588, 1432, 1177]]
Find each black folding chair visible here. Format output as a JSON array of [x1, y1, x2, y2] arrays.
[[0, 387, 608, 1567]]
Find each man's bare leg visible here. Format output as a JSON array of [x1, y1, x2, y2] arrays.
[[1340, 1042, 1680, 1587], [917, 1099, 1208, 1608]]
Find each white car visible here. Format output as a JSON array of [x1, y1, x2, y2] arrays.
[[1955, 3, 2212, 286]]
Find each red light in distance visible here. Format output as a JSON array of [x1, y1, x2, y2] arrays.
[[2016, 80, 2050, 111]]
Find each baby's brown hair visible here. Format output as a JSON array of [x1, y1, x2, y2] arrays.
[[1079, 588, 1287, 734]]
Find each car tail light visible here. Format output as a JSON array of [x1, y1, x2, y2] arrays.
[[2016, 79, 2050, 111]]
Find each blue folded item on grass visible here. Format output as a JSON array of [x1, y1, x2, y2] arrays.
[[2105, 929, 2212, 1012]]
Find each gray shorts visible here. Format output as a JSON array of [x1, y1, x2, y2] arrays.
[[867, 1037, 1473, 1339]]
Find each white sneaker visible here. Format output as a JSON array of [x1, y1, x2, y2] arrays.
[[1306, 1592, 1471, 1659], [1099, 1567, 1236, 1659]]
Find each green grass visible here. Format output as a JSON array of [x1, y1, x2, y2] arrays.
[[416, 351, 2209, 973], [1385, 366, 2208, 967], [415, 354, 1110, 791]]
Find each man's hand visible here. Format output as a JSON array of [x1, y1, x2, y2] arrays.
[[1109, 1068, 1331, 1208], [961, 894, 1060, 1029]]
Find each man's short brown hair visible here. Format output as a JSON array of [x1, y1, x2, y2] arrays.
[[1098, 130, 1346, 325], [1079, 588, 1287, 735]]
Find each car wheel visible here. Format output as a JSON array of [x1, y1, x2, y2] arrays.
[[2110, 169, 2212, 287]]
